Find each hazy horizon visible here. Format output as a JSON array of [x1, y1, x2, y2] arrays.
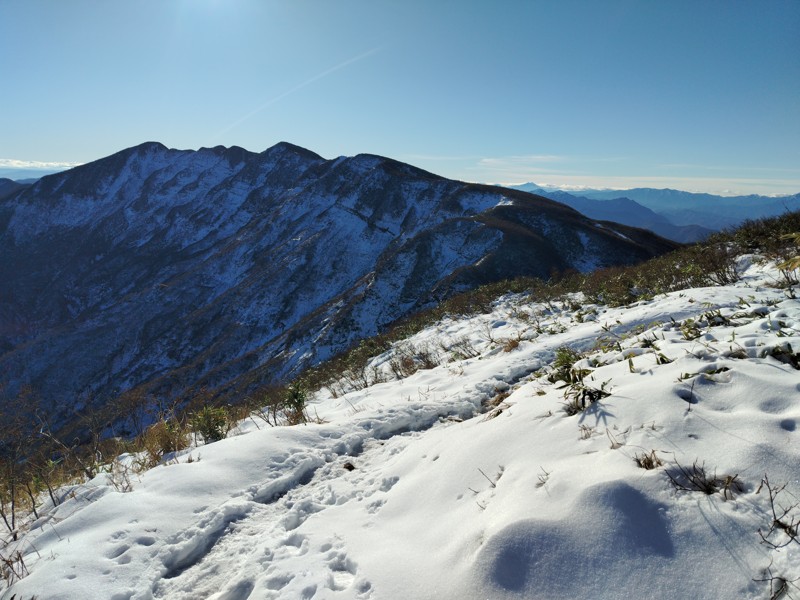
[[2, 141, 797, 198]]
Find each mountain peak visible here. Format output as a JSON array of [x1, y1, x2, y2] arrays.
[[130, 140, 169, 154], [263, 141, 324, 161]]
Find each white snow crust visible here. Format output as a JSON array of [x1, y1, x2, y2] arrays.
[[4, 258, 799, 600]]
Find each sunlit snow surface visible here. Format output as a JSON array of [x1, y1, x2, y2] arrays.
[[5, 258, 800, 599]]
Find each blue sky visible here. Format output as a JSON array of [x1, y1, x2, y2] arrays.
[[1, 0, 798, 195]]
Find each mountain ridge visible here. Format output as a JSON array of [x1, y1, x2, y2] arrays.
[[510, 182, 800, 233], [0, 142, 677, 428]]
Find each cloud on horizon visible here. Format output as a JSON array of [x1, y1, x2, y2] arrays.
[[491, 175, 800, 197], [457, 154, 800, 196], [0, 158, 83, 170]]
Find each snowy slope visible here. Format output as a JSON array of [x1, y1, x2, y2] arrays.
[[3, 259, 799, 600]]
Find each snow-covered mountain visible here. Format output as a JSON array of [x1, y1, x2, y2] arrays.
[[3, 255, 798, 599], [0, 142, 676, 426]]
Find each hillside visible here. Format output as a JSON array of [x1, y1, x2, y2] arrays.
[[0, 179, 27, 201], [2, 240, 799, 599], [0, 142, 676, 429], [524, 187, 713, 243], [578, 187, 800, 230], [509, 183, 800, 237]]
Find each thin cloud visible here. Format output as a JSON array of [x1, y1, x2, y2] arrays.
[[659, 163, 800, 174], [471, 162, 573, 180], [0, 158, 83, 170], [517, 175, 800, 196], [479, 154, 566, 166], [471, 155, 574, 181], [214, 46, 382, 139], [400, 154, 479, 162], [523, 183, 608, 192], [479, 154, 629, 169]]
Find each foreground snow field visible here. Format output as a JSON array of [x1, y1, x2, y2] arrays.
[[4, 257, 800, 600]]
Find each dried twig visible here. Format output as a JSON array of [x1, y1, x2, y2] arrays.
[[757, 474, 799, 549]]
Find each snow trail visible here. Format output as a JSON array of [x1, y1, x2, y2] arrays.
[[4, 258, 800, 599]]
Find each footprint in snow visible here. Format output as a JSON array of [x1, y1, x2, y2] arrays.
[[105, 530, 140, 561], [265, 572, 294, 591], [105, 544, 129, 560], [326, 551, 358, 591], [380, 476, 399, 492], [210, 579, 255, 600], [136, 535, 157, 547], [301, 584, 318, 599], [280, 532, 308, 555], [327, 550, 372, 598]]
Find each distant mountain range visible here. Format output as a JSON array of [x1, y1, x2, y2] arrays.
[[0, 142, 677, 427], [0, 168, 66, 181], [510, 183, 800, 241]]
